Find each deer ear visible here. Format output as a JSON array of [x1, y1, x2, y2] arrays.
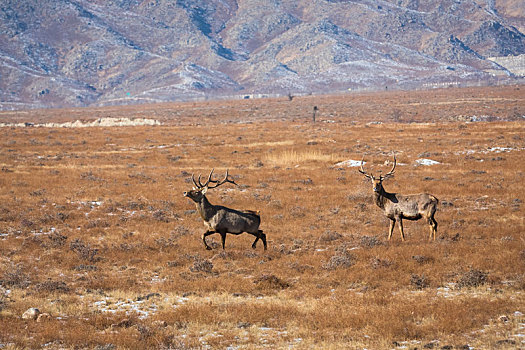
[[201, 187, 208, 194]]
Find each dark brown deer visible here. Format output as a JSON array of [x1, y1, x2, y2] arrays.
[[183, 169, 267, 250], [359, 154, 438, 241]]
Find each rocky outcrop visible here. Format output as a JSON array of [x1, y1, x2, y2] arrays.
[[0, 117, 161, 128], [488, 54, 525, 76]]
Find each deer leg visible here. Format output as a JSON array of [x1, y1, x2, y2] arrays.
[[397, 217, 405, 241], [251, 234, 259, 249], [219, 230, 227, 250], [388, 219, 396, 240], [202, 230, 215, 250], [430, 216, 438, 241], [260, 230, 267, 251], [251, 230, 267, 250], [427, 217, 433, 241]]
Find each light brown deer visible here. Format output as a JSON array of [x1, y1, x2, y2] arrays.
[[183, 169, 267, 250], [359, 154, 438, 241]]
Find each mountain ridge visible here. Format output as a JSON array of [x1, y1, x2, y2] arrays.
[[0, 0, 523, 110]]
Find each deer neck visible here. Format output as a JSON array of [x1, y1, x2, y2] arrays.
[[374, 186, 393, 210], [195, 195, 217, 221]]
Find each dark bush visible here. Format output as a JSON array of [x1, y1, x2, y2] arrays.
[[323, 246, 355, 270], [412, 255, 434, 264], [360, 235, 383, 248], [153, 209, 170, 222], [371, 258, 393, 269], [47, 231, 67, 248], [70, 239, 100, 262], [456, 269, 487, 288], [0, 289, 8, 312], [1, 264, 30, 288], [35, 280, 70, 293], [189, 258, 213, 273], [253, 274, 290, 290], [74, 264, 97, 271], [319, 230, 342, 242], [410, 274, 430, 289]]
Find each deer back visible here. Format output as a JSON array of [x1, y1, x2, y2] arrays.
[[211, 205, 261, 234], [383, 192, 437, 218]]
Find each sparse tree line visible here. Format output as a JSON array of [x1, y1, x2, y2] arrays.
[[184, 154, 438, 250]]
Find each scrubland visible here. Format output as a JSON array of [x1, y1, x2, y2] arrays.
[[0, 86, 524, 349]]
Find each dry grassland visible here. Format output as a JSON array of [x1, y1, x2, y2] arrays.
[[0, 86, 524, 349]]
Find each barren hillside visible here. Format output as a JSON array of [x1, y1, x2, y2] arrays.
[[0, 0, 524, 110]]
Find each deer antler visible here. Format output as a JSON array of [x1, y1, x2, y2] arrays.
[[358, 156, 373, 179], [191, 168, 216, 189], [191, 173, 201, 189], [206, 169, 238, 189], [192, 169, 237, 189]]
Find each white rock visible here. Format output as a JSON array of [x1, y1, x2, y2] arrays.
[[334, 159, 364, 167], [22, 308, 41, 320], [415, 158, 440, 166]]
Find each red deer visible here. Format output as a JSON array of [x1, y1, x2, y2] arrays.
[[183, 169, 267, 250], [359, 154, 438, 241]]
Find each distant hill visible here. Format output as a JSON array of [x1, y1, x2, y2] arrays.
[[1, 0, 524, 110]]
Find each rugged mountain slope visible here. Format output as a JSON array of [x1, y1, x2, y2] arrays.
[[0, 0, 523, 109]]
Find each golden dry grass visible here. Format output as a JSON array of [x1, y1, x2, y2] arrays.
[[0, 86, 524, 349], [265, 149, 339, 166]]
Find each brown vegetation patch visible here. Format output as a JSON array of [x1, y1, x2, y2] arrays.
[[410, 274, 430, 290], [253, 274, 290, 290], [34, 280, 70, 294], [456, 269, 488, 289], [189, 258, 214, 273], [322, 245, 356, 270], [0, 87, 523, 348]]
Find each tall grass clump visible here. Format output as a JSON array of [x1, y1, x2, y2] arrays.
[[265, 149, 337, 166]]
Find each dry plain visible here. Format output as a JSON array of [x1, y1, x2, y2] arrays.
[[0, 86, 524, 349]]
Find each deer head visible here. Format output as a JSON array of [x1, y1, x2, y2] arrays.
[[359, 153, 396, 193], [183, 169, 238, 202]]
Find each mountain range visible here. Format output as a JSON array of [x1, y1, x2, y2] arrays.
[[1, 0, 524, 110]]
